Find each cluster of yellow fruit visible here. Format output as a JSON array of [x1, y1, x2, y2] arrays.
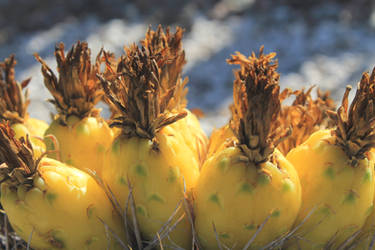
[[0, 25, 375, 250]]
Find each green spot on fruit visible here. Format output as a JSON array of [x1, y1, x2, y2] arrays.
[[65, 159, 74, 166], [135, 164, 147, 177], [136, 205, 147, 217], [218, 157, 229, 172], [86, 237, 99, 246], [239, 183, 253, 194], [219, 233, 230, 239], [76, 123, 90, 136], [148, 193, 165, 203], [112, 140, 120, 153], [257, 173, 271, 185], [271, 210, 281, 217], [118, 176, 127, 185], [46, 193, 57, 205], [282, 179, 294, 192], [209, 194, 221, 206], [244, 224, 255, 231], [324, 167, 335, 179], [319, 205, 332, 216], [167, 168, 177, 183], [363, 168, 372, 183], [97, 144, 106, 153], [344, 191, 358, 204], [87, 205, 95, 219]]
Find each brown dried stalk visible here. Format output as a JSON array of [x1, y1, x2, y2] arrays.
[[0, 55, 31, 124], [35, 41, 103, 125], [227, 46, 290, 164], [98, 44, 187, 141], [327, 68, 375, 164]]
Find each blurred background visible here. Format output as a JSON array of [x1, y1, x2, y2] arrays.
[[1, 0, 375, 134]]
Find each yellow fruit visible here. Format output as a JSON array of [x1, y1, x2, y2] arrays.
[[99, 44, 200, 249], [0, 124, 126, 250], [286, 71, 375, 249], [35, 42, 113, 176], [0, 54, 48, 158], [194, 48, 301, 249], [142, 25, 208, 167]]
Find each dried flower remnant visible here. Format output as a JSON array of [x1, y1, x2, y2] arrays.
[[278, 87, 336, 155], [227, 47, 290, 164], [0, 55, 31, 124], [35, 42, 103, 124]]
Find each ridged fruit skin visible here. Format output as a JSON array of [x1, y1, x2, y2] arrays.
[[286, 129, 375, 249], [102, 125, 200, 249], [194, 147, 301, 249], [11, 117, 49, 159], [1, 158, 125, 250], [44, 115, 113, 176], [171, 109, 208, 165]]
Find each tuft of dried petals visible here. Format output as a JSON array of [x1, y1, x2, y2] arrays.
[[0, 123, 36, 191], [98, 44, 187, 141], [278, 87, 336, 155], [227, 47, 290, 164], [141, 25, 188, 110], [34, 41, 103, 125], [328, 68, 375, 163], [0, 55, 31, 124]]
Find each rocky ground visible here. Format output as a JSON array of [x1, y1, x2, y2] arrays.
[[1, 0, 375, 134]]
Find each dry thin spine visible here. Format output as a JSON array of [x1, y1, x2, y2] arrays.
[[0, 55, 31, 124], [34, 41, 103, 124], [277, 86, 336, 155]]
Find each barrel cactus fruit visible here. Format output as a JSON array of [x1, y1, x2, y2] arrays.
[[0, 55, 48, 158], [286, 69, 375, 249], [194, 48, 301, 249], [141, 25, 208, 166], [98, 44, 200, 249], [35, 42, 113, 176], [0, 123, 125, 249]]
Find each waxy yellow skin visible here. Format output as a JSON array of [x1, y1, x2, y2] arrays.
[[11, 117, 49, 159], [194, 147, 301, 249], [286, 129, 375, 249], [102, 125, 200, 249], [44, 115, 113, 176], [1, 158, 125, 250], [171, 110, 208, 166]]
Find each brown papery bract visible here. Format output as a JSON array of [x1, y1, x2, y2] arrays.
[[141, 25, 188, 110], [227, 47, 290, 165], [0, 123, 36, 191], [278, 87, 336, 155], [98, 44, 187, 141], [328, 68, 375, 164], [0, 55, 31, 124], [34, 41, 103, 125]]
